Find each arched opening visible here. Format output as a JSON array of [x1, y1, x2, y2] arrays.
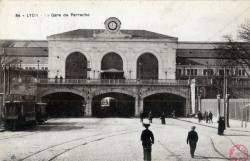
[[137, 53, 158, 79], [65, 52, 88, 79], [143, 93, 185, 117], [42, 92, 85, 117], [92, 92, 135, 117], [101, 52, 124, 79]]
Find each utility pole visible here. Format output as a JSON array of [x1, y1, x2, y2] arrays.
[[1, 48, 6, 117], [223, 66, 230, 128], [223, 66, 227, 129]]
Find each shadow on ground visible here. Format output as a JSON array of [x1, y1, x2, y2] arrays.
[[34, 122, 84, 131]]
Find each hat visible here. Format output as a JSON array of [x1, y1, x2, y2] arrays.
[[143, 120, 150, 127], [191, 126, 196, 130]]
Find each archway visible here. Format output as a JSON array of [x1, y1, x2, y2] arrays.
[[65, 52, 87, 79], [42, 92, 85, 117], [101, 52, 124, 79], [143, 93, 185, 117], [137, 53, 158, 79], [92, 92, 135, 117]]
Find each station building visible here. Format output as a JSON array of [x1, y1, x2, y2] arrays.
[[1, 17, 249, 118]]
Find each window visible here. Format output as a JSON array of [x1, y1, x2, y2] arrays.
[[219, 69, 224, 76], [176, 69, 181, 76]]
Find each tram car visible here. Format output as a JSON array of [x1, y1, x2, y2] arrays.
[[35, 102, 48, 124], [3, 95, 36, 130]]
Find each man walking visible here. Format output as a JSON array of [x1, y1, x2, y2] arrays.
[[187, 126, 198, 158], [208, 111, 213, 123], [141, 120, 154, 161], [148, 111, 153, 123]]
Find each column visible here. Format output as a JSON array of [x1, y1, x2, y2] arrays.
[[190, 79, 196, 114], [135, 97, 139, 116], [135, 96, 143, 117], [217, 94, 221, 119], [198, 95, 201, 112], [85, 99, 92, 117]]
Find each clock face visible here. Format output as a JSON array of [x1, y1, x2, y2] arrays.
[[104, 17, 121, 33], [108, 21, 117, 30]]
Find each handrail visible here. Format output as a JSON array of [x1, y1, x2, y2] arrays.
[[37, 78, 189, 86]]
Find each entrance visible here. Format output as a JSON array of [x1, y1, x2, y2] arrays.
[[143, 93, 185, 117], [92, 93, 135, 117], [42, 92, 85, 117]]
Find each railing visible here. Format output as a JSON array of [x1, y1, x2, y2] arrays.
[[37, 79, 189, 86]]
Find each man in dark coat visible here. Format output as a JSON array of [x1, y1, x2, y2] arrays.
[[140, 112, 144, 123], [148, 111, 153, 123], [160, 112, 166, 124], [218, 117, 225, 135], [187, 126, 199, 158], [141, 121, 154, 161], [197, 111, 202, 123], [208, 111, 213, 123]]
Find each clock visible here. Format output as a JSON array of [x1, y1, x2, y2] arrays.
[[104, 17, 121, 33], [108, 21, 118, 30]]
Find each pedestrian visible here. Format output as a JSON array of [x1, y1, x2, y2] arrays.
[[208, 111, 213, 123], [160, 112, 166, 124], [148, 111, 153, 123], [59, 75, 63, 83], [172, 110, 176, 118], [217, 117, 225, 135], [141, 120, 154, 161], [55, 75, 58, 83], [140, 112, 144, 123], [204, 111, 208, 123], [197, 111, 202, 123], [186, 126, 199, 158]]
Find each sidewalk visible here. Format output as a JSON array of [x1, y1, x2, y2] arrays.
[[178, 117, 250, 132]]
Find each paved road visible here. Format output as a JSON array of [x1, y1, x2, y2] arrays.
[[0, 118, 249, 161]]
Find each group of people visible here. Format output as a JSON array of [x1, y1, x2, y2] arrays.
[[141, 121, 199, 160], [197, 111, 213, 123], [140, 111, 226, 161], [140, 110, 176, 125], [140, 111, 199, 161]]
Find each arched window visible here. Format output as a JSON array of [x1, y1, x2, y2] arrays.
[[137, 53, 158, 79], [65, 52, 87, 79], [101, 52, 124, 79]]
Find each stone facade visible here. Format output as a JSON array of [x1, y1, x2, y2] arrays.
[[47, 38, 177, 80]]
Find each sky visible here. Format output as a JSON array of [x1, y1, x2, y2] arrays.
[[0, 0, 250, 42]]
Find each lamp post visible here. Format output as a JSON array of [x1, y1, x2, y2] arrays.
[[37, 60, 40, 80], [19, 60, 22, 80]]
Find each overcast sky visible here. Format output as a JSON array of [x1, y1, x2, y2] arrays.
[[0, 0, 250, 41]]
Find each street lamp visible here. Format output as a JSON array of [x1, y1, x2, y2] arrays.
[[18, 60, 22, 82], [37, 60, 40, 80]]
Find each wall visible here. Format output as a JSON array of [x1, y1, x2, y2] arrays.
[[201, 98, 250, 120], [48, 40, 177, 80]]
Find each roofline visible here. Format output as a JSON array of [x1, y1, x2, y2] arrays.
[[47, 29, 178, 40], [47, 38, 178, 43], [0, 39, 47, 42]]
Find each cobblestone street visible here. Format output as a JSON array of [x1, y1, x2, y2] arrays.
[[0, 118, 250, 161]]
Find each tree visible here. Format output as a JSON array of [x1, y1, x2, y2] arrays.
[[219, 20, 250, 128]]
